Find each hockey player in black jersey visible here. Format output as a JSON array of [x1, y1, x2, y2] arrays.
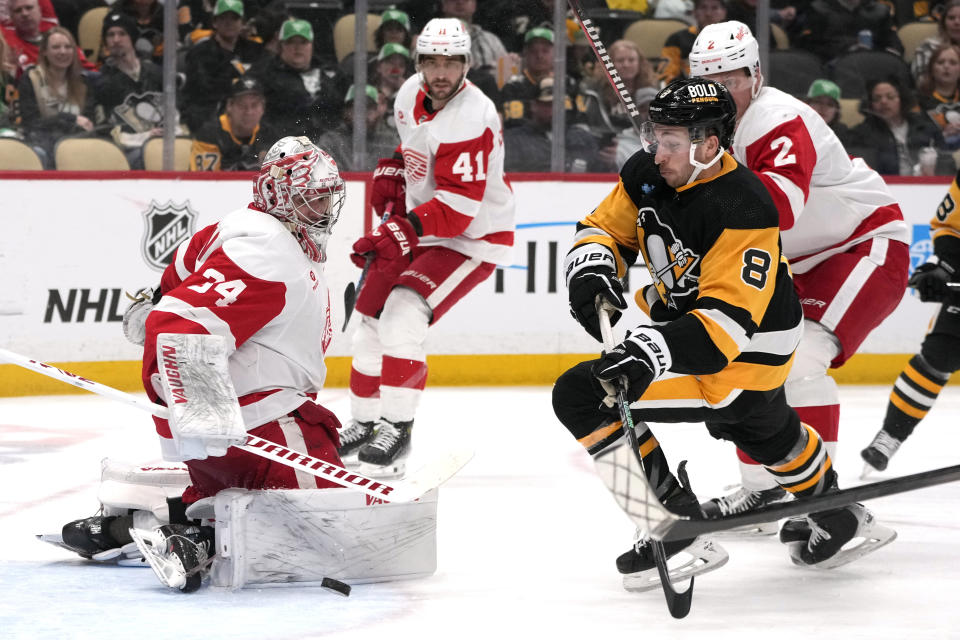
[[553, 78, 896, 591]]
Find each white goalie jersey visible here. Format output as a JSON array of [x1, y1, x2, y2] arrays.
[[143, 206, 334, 456], [731, 86, 910, 274], [393, 74, 515, 265]]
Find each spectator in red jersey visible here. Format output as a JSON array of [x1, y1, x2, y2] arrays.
[[1, 0, 94, 77]]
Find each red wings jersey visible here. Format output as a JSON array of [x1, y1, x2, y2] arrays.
[[143, 206, 332, 453], [394, 75, 515, 264], [731, 87, 909, 274]]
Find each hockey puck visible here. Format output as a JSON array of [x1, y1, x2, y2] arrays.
[[321, 577, 351, 597]]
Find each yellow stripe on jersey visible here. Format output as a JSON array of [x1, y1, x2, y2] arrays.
[[889, 391, 929, 419], [904, 363, 946, 394], [675, 152, 738, 192], [577, 420, 623, 450], [783, 458, 831, 494], [638, 434, 660, 458], [697, 226, 782, 327], [582, 181, 644, 258], [689, 308, 745, 364], [768, 425, 820, 473]]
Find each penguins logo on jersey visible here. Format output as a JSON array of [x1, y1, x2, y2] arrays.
[[636, 207, 700, 308]]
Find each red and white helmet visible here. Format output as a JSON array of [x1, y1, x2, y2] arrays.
[[253, 136, 345, 262], [415, 18, 472, 96], [688, 21, 762, 98], [415, 18, 472, 66]]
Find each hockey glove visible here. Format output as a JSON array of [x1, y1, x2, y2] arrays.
[[592, 327, 671, 405], [908, 257, 956, 302], [122, 285, 161, 346], [565, 243, 627, 342], [371, 157, 407, 218], [351, 214, 419, 271]]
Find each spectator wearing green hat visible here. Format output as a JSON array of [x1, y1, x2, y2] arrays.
[[373, 42, 412, 122], [251, 18, 348, 139], [316, 84, 399, 171], [181, 0, 266, 133], [500, 27, 584, 128], [805, 78, 852, 146], [339, 8, 413, 76], [375, 8, 412, 50]]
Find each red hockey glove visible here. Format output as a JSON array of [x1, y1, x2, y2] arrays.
[[370, 157, 407, 217], [350, 214, 419, 269]]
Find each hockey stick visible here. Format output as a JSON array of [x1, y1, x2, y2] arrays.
[[342, 203, 393, 331], [596, 305, 694, 619], [0, 347, 471, 503], [567, 0, 644, 135]]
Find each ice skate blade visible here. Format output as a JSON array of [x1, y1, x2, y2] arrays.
[[339, 451, 361, 469], [356, 459, 407, 479], [623, 538, 729, 593], [129, 528, 187, 589], [789, 513, 897, 570], [860, 462, 879, 481]]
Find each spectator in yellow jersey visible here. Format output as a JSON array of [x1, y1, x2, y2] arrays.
[[190, 76, 277, 171]]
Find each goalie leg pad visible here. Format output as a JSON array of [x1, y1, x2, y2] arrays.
[[210, 487, 438, 589]]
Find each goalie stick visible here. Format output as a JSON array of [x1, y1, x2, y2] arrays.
[[0, 347, 470, 503], [596, 305, 694, 619]]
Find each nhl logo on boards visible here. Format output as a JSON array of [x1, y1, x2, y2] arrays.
[[141, 200, 198, 271]]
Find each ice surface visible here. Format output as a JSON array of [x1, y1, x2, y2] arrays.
[[1, 386, 958, 639]]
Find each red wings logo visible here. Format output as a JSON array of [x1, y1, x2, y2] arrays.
[[403, 149, 429, 184], [736, 26, 748, 40]]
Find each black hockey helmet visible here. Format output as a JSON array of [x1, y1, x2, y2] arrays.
[[647, 78, 737, 149]]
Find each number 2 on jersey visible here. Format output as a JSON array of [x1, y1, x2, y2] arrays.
[[770, 136, 796, 167], [187, 268, 247, 306], [452, 151, 487, 182]]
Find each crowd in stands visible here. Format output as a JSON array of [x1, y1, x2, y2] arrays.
[[0, 0, 959, 175]]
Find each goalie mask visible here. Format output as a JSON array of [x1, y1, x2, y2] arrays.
[[253, 136, 346, 262], [415, 18, 472, 99], [641, 78, 737, 184]]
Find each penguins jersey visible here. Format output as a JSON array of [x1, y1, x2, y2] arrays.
[[143, 206, 333, 460], [189, 115, 278, 172], [576, 151, 803, 401], [931, 170, 960, 265], [733, 87, 909, 273], [393, 74, 515, 265]]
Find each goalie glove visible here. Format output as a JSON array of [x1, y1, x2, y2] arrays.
[[593, 327, 671, 405], [122, 286, 161, 346], [908, 256, 956, 302], [565, 243, 627, 342]]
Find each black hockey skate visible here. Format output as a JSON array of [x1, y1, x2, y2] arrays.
[[785, 503, 896, 569], [860, 429, 903, 475], [700, 485, 791, 536], [130, 524, 215, 592], [358, 418, 412, 478], [59, 514, 133, 560], [337, 420, 376, 466], [617, 474, 728, 592]]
